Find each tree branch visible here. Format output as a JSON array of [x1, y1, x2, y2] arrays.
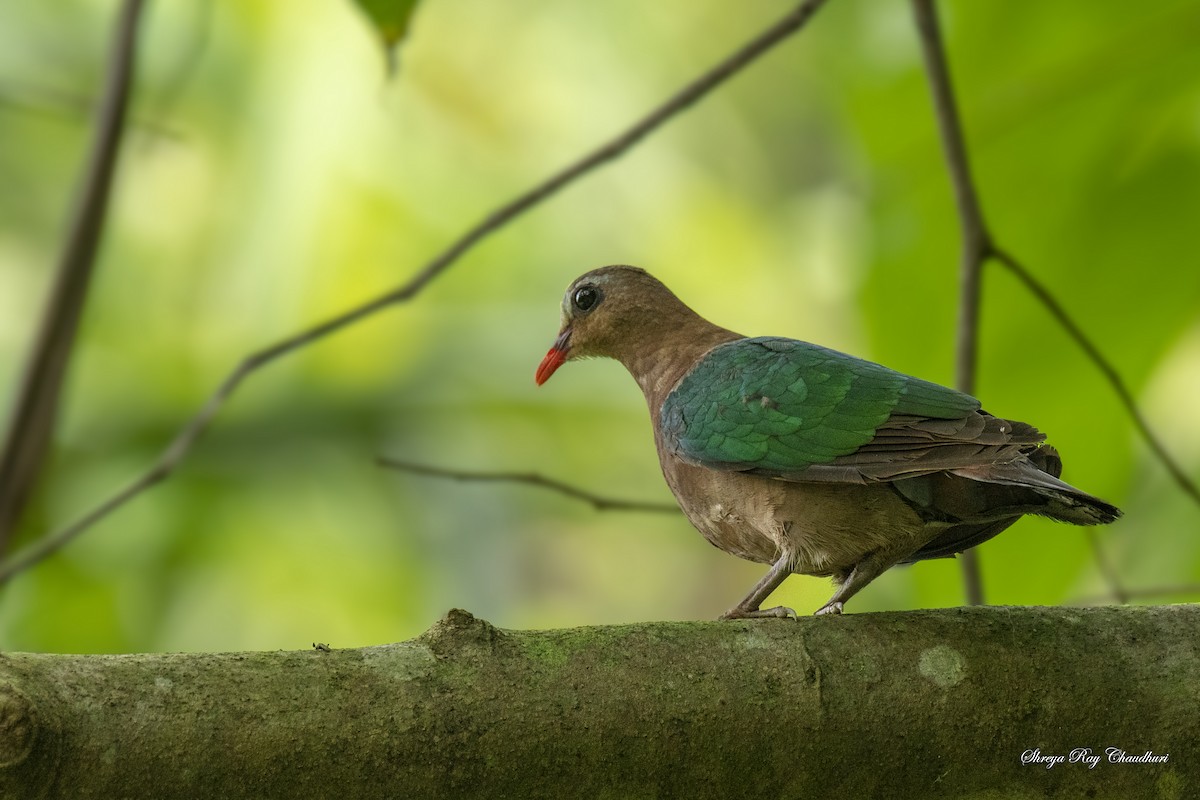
[[3, 606, 1195, 798], [377, 457, 680, 513], [0, 0, 145, 553], [0, 0, 830, 586], [910, 0, 989, 607]]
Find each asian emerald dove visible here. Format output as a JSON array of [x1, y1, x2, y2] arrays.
[[535, 266, 1120, 618]]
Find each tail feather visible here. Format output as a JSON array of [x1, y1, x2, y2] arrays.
[[950, 445, 1121, 526]]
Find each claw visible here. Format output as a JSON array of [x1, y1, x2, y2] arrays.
[[813, 601, 844, 616]]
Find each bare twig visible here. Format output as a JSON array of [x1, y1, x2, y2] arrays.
[[992, 247, 1200, 507], [1073, 583, 1200, 606], [910, 0, 988, 606], [139, 0, 213, 149], [0, 0, 145, 553], [0, 0, 830, 586], [378, 458, 680, 514], [1083, 529, 1129, 604], [0, 81, 180, 140], [910, 1, 1198, 609]]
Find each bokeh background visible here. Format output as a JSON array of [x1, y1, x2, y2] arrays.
[[1, 0, 1198, 653]]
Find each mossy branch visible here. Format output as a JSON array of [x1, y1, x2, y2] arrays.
[[2, 606, 1193, 799]]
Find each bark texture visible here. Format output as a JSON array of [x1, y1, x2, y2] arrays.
[[1, 605, 1196, 799]]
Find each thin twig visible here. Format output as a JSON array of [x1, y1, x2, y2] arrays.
[[378, 458, 680, 514], [910, 0, 988, 606], [0, 81, 180, 140], [1083, 529, 1129, 604], [0, 0, 145, 553], [910, 1, 1198, 609], [140, 0, 213, 149], [0, 0, 830, 586], [992, 247, 1200, 507], [1073, 583, 1200, 606]]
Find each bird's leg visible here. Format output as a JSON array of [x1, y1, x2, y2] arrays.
[[814, 549, 897, 616], [719, 552, 795, 620]]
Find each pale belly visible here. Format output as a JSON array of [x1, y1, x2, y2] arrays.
[[660, 454, 931, 577]]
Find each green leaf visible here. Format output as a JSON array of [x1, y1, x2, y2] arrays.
[[352, 0, 421, 72]]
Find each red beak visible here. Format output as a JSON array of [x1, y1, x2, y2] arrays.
[[535, 329, 571, 386]]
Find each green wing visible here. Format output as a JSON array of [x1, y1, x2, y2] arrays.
[[660, 337, 981, 475]]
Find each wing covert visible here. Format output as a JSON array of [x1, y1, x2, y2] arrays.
[[661, 337, 981, 477]]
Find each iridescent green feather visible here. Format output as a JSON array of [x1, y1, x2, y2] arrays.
[[661, 337, 980, 474]]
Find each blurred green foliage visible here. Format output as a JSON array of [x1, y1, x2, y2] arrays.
[[0, 0, 1197, 653]]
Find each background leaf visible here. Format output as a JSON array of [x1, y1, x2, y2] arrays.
[[352, 0, 421, 71]]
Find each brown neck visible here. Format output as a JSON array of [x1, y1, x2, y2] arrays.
[[614, 310, 742, 412]]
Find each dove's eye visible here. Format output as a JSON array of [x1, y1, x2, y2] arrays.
[[573, 286, 600, 313]]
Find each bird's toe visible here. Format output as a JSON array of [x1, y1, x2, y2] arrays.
[[813, 601, 844, 617], [719, 605, 796, 621]]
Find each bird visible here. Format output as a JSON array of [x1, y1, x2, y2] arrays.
[[534, 265, 1121, 619]]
